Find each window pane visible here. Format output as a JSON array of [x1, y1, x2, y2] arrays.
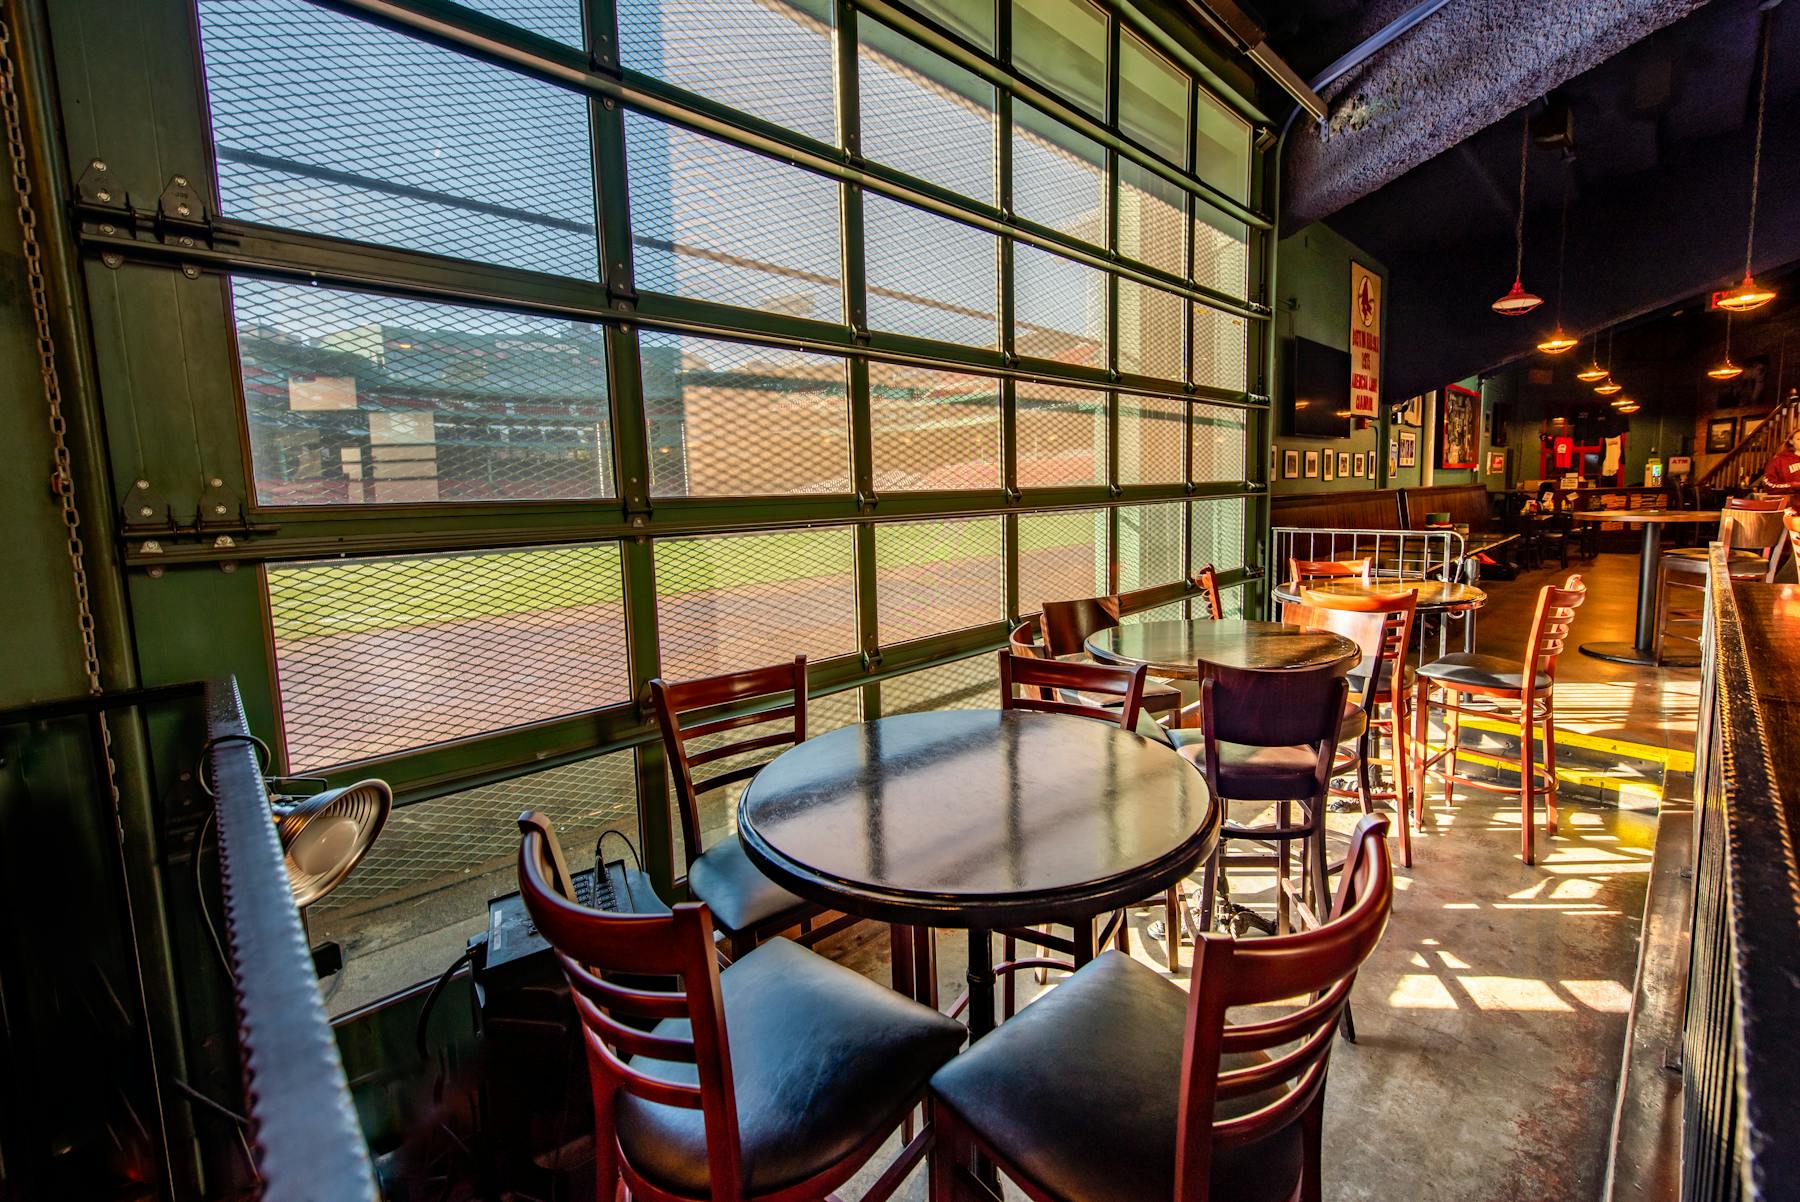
[[879, 652, 1001, 714], [268, 543, 630, 769], [309, 750, 635, 1015], [1195, 89, 1251, 203], [231, 278, 612, 506], [1117, 501, 1185, 593], [1118, 394, 1184, 486], [618, 0, 837, 143], [1191, 303, 1249, 391], [1018, 508, 1107, 609], [902, 0, 995, 50], [1194, 209, 1250, 299], [626, 113, 843, 320], [1118, 278, 1185, 380], [1118, 158, 1185, 277], [1012, 103, 1104, 243], [196, 0, 597, 279], [462, 0, 583, 45], [1014, 244, 1106, 368], [868, 363, 1003, 490], [859, 21, 995, 202], [865, 196, 998, 346], [1016, 382, 1104, 488], [1191, 495, 1245, 572], [640, 333, 850, 497], [1011, 0, 1106, 118], [655, 528, 857, 677], [876, 517, 1005, 644], [1118, 32, 1187, 165], [1192, 405, 1247, 482]]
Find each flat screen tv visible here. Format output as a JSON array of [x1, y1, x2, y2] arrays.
[[1284, 337, 1351, 438]]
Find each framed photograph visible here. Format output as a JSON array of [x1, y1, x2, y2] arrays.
[[1353, 452, 1367, 478], [1389, 441, 1399, 473], [1705, 417, 1738, 454], [1283, 448, 1300, 478], [1337, 451, 1351, 478], [1304, 449, 1320, 479], [1397, 430, 1418, 467], [1486, 449, 1507, 475], [1397, 393, 1425, 428], [1322, 451, 1335, 481], [1367, 453, 1377, 479], [1439, 384, 1480, 469]]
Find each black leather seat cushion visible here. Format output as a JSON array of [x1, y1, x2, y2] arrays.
[[931, 950, 1302, 1202], [1338, 700, 1368, 742], [617, 938, 965, 1196], [688, 836, 807, 934], [1059, 676, 1187, 714], [1417, 652, 1550, 693], [1166, 729, 1320, 801]]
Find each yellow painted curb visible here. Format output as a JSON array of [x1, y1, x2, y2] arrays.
[[1439, 745, 1664, 806], [1457, 715, 1695, 774]]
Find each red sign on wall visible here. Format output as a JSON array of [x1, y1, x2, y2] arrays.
[[1349, 262, 1381, 418]]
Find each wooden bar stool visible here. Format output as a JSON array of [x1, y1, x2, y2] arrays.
[[1653, 498, 1787, 663], [1412, 576, 1586, 865], [517, 813, 965, 1202], [929, 815, 1394, 1202]]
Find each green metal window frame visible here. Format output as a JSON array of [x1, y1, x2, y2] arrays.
[[47, 0, 1275, 901]]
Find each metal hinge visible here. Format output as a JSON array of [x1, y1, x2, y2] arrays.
[[75, 161, 227, 257]]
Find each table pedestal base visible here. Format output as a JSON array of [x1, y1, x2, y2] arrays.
[[1579, 640, 1698, 668]]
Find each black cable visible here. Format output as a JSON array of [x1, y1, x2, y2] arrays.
[[596, 829, 648, 911], [194, 732, 271, 798], [416, 947, 475, 1062]]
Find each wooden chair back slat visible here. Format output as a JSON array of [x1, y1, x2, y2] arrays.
[[1524, 575, 1587, 681], [998, 650, 1147, 729], [1172, 816, 1393, 1196], [1299, 588, 1417, 710], [1287, 557, 1371, 589], [650, 656, 808, 873], [1198, 660, 1346, 750], [1041, 569, 1223, 656]]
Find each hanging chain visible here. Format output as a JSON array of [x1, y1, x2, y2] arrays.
[[0, 13, 103, 694], [1513, 112, 1529, 280], [1744, 16, 1770, 280]]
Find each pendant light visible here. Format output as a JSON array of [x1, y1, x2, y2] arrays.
[[1575, 333, 1608, 381], [1492, 112, 1544, 315], [1593, 327, 1622, 394], [1618, 401, 1641, 414], [1537, 183, 1578, 352], [1708, 313, 1745, 380], [1718, 17, 1777, 313]]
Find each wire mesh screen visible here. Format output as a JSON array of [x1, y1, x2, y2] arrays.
[[865, 195, 998, 347], [654, 527, 857, 679], [1016, 382, 1105, 488], [639, 332, 850, 497], [868, 363, 1003, 490], [1012, 103, 1105, 244], [858, 19, 995, 201], [626, 112, 843, 320], [618, 0, 836, 142], [1117, 502, 1185, 592], [268, 543, 631, 770], [1118, 394, 1185, 486], [1017, 508, 1108, 611], [1191, 302, 1249, 392], [196, 0, 597, 279], [1014, 244, 1106, 368], [878, 652, 1002, 714], [875, 517, 1005, 645], [230, 278, 613, 506], [1192, 405, 1247, 482], [460, 0, 583, 44], [1117, 278, 1186, 381], [1117, 158, 1185, 277], [1194, 209, 1250, 300], [1191, 496, 1245, 573]]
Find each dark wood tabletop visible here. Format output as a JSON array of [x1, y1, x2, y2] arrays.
[[1271, 578, 1487, 611], [1085, 618, 1360, 680], [1571, 508, 1720, 523], [737, 709, 1218, 930]]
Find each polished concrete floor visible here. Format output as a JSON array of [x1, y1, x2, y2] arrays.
[[828, 551, 1681, 1202]]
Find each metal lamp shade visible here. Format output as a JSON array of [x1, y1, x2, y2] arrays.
[[273, 779, 392, 907]]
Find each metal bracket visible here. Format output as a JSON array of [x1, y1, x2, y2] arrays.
[[197, 478, 243, 530], [75, 158, 128, 215], [856, 489, 879, 513], [120, 478, 176, 534], [859, 649, 884, 672], [606, 279, 639, 312]]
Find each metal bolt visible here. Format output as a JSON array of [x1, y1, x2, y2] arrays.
[[220, 562, 236, 574], [96, 190, 111, 202], [178, 236, 194, 247], [213, 504, 226, 515], [209, 477, 222, 487], [135, 479, 149, 490], [147, 567, 164, 579], [101, 253, 123, 269], [176, 204, 191, 217], [604, 98, 616, 109], [99, 223, 115, 235], [139, 506, 153, 517], [173, 176, 189, 187], [141, 540, 161, 554], [91, 159, 106, 172], [182, 265, 200, 279]]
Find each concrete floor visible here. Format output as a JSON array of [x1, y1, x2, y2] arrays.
[[825, 550, 1681, 1202]]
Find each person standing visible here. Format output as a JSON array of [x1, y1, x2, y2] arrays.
[[1763, 429, 1800, 493]]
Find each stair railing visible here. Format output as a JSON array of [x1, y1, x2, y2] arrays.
[[1699, 390, 1800, 494]]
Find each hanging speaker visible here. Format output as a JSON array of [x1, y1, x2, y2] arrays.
[[271, 779, 392, 907]]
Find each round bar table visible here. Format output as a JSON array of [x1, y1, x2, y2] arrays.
[[737, 710, 1218, 1040], [1572, 509, 1718, 666], [1084, 618, 1360, 680]]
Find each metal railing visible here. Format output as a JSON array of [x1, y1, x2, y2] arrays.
[[1268, 525, 1469, 589]]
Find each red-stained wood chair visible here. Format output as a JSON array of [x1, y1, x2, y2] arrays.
[[1413, 576, 1586, 865], [649, 657, 854, 961], [1653, 497, 1787, 663], [929, 814, 1394, 1202], [995, 648, 1148, 1016], [517, 812, 965, 1202], [1299, 588, 1419, 868]]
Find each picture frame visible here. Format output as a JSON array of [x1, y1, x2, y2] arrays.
[[1705, 417, 1738, 455], [1486, 449, 1507, 475], [1389, 441, 1399, 473], [1304, 449, 1320, 479], [1397, 393, 1424, 428], [1322, 451, 1335, 481], [1353, 451, 1367, 478], [1367, 453, 1376, 479], [1439, 384, 1480, 469], [1337, 451, 1351, 478], [1283, 448, 1300, 478], [1397, 430, 1418, 467]]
